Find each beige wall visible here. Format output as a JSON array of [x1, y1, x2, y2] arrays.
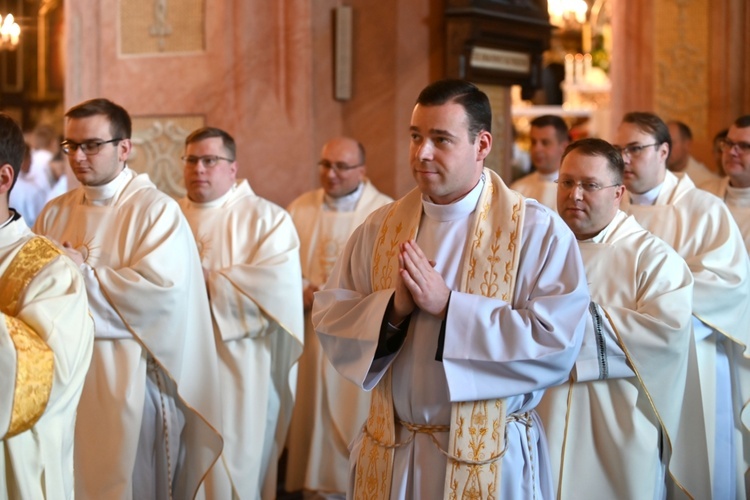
[[612, 0, 750, 170]]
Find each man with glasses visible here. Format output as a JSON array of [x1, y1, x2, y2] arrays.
[[0, 112, 94, 498], [702, 116, 750, 253], [510, 115, 570, 211], [177, 126, 304, 499], [615, 111, 750, 499], [312, 79, 588, 499], [285, 136, 391, 499], [538, 138, 701, 499], [34, 98, 223, 499]]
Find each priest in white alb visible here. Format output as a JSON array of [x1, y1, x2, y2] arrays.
[[537, 138, 704, 499], [0, 112, 94, 499], [34, 99, 223, 499], [313, 79, 589, 499], [510, 114, 569, 211], [285, 136, 392, 498], [615, 111, 750, 499], [701, 115, 750, 253], [178, 126, 304, 499]]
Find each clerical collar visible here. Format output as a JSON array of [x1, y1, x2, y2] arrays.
[[188, 183, 236, 208], [726, 183, 750, 206], [539, 171, 559, 182], [323, 182, 364, 212], [629, 182, 663, 206], [0, 210, 17, 229], [422, 175, 484, 222], [82, 167, 132, 205]]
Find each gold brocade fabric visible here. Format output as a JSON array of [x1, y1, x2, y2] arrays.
[[0, 237, 59, 437], [357, 169, 525, 499]]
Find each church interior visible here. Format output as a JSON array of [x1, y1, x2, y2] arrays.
[[1, 0, 748, 207]]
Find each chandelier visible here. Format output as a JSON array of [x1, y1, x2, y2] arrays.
[[548, 0, 588, 27], [0, 13, 20, 50]]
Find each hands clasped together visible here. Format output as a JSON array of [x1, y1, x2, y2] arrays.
[[390, 239, 450, 325]]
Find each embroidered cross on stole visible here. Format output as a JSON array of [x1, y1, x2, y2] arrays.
[[357, 168, 525, 499], [0, 236, 60, 437]]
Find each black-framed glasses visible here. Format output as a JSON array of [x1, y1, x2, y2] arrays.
[[61, 138, 122, 156], [318, 159, 363, 174], [555, 179, 621, 193], [181, 155, 235, 168], [720, 139, 750, 154], [615, 143, 660, 158]]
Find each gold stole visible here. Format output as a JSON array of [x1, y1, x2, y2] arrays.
[[0, 236, 59, 437], [355, 169, 525, 499]]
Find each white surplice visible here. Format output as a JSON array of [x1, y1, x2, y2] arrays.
[[510, 171, 559, 212], [537, 211, 705, 499], [34, 167, 223, 499], [313, 177, 589, 499], [701, 176, 750, 254], [0, 214, 94, 500], [180, 179, 304, 500], [285, 181, 392, 495], [621, 170, 750, 498]]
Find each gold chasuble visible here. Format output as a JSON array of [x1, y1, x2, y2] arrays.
[[356, 168, 525, 499], [0, 236, 59, 437]]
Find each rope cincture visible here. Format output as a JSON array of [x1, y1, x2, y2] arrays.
[[151, 358, 174, 500], [362, 412, 534, 467]]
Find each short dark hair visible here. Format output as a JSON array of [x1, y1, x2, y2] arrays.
[[185, 127, 236, 160], [416, 79, 491, 141], [667, 120, 692, 141], [0, 114, 27, 193], [734, 115, 750, 129], [562, 138, 624, 185], [621, 112, 672, 157], [65, 98, 132, 139], [530, 115, 570, 143]]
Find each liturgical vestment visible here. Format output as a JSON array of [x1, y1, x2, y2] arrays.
[[313, 170, 589, 499], [538, 211, 706, 499], [0, 213, 94, 500], [621, 170, 750, 498], [180, 179, 304, 499], [701, 176, 750, 254], [285, 181, 392, 495], [34, 168, 223, 499], [510, 170, 559, 212]]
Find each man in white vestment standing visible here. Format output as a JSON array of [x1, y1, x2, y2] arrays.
[[537, 138, 704, 499], [34, 99, 223, 499], [285, 137, 392, 499], [702, 115, 750, 253], [615, 111, 750, 499], [8, 144, 48, 226], [178, 127, 304, 499], [667, 120, 720, 186], [313, 79, 589, 499], [0, 113, 94, 499], [510, 114, 569, 211]]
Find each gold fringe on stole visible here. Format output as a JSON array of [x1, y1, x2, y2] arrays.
[[0, 237, 60, 437], [357, 169, 525, 499]]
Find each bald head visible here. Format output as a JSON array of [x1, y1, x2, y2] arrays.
[[318, 136, 366, 198]]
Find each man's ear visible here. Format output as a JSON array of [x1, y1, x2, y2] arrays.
[[476, 130, 493, 162], [0, 163, 14, 196]]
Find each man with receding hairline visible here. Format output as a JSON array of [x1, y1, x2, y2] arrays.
[[178, 126, 304, 499], [0, 112, 94, 499], [538, 138, 701, 499], [34, 98, 223, 499], [313, 79, 588, 499], [285, 136, 391, 499]]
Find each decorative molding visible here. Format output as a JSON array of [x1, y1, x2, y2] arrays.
[[129, 116, 205, 199], [120, 0, 204, 55]]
